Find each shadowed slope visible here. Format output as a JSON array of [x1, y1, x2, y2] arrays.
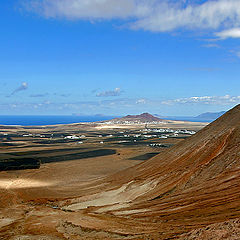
[[61, 104, 240, 239]]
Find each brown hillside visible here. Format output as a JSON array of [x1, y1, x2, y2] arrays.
[[60, 104, 240, 239], [108, 112, 164, 123], [124, 113, 162, 121]]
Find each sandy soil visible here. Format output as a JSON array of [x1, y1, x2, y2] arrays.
[[4, 112, 240, 240]]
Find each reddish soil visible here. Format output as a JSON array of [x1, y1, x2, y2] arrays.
[[0, 104, 239, 239]]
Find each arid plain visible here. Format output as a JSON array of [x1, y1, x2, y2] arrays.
[[0, 107, 239, 239]]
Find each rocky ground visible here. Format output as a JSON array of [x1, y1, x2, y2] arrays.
[[2, 107, 240, 240]]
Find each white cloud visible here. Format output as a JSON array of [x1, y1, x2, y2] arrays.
[[23, 0, 240, 34], [162, 95, 240, 105], [229, 49, 240, 58], [136, 98, 146, 104], [24, 0, 139, 19], [215, 28, 240, 39], [96, 88, 122, 97], [11, 82, 28, 95], [133, 1, 240, 32], [1, 95, 239, 115], [0, 98, 138, 113]]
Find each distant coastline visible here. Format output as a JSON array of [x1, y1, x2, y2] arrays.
[[0, 115, 118, 126], [0, 115, 211, 126], [160, 116, 211, 123]]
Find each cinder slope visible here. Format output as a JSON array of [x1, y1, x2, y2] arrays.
[[107, 112, 164, 123], [62, 104, 240, 239]]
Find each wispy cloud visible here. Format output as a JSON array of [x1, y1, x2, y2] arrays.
[[1, 95, 239, 115], [23, 0, 240, 35], [228, 49, 240, 58], [0, 97, 146, 112], [162, 95, 240, 105], [23, 0, 139, 19], [29, 93, 71, 98], [132, 1, 240, 32], [202, 43, 220, 48], [216, 28, 240, 39], [53, 93, 71, 97], [96, 88, 122, 97], [30, 93, 49, 98], [11, 82, 28, 95], [136, 98, 146, 104]]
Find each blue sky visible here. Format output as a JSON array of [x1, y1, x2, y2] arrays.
[[0, 0, 240, 116]]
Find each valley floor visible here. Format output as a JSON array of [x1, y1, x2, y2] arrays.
[[3, 119, 232, 240]]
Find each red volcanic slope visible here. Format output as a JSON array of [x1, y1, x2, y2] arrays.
[[124, 113, 162, 121], [60, 104, 240, 239], [110, 112, 164, 123]]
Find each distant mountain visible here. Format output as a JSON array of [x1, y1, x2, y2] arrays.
[[124, 113, 162, 121], [154, 111, 226, 122], [105, 113, 164, 124], [195, 111, 226, 120]]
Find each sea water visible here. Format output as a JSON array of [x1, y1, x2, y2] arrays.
[[0, 115, 117, 126]]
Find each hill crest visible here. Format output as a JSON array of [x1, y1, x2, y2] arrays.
[[105, 112, 164, 124]]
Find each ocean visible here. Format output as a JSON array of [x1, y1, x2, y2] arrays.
[[0, 115, 211, 126], [161, 117, 211, 123], [0, 115, 117, 126]]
